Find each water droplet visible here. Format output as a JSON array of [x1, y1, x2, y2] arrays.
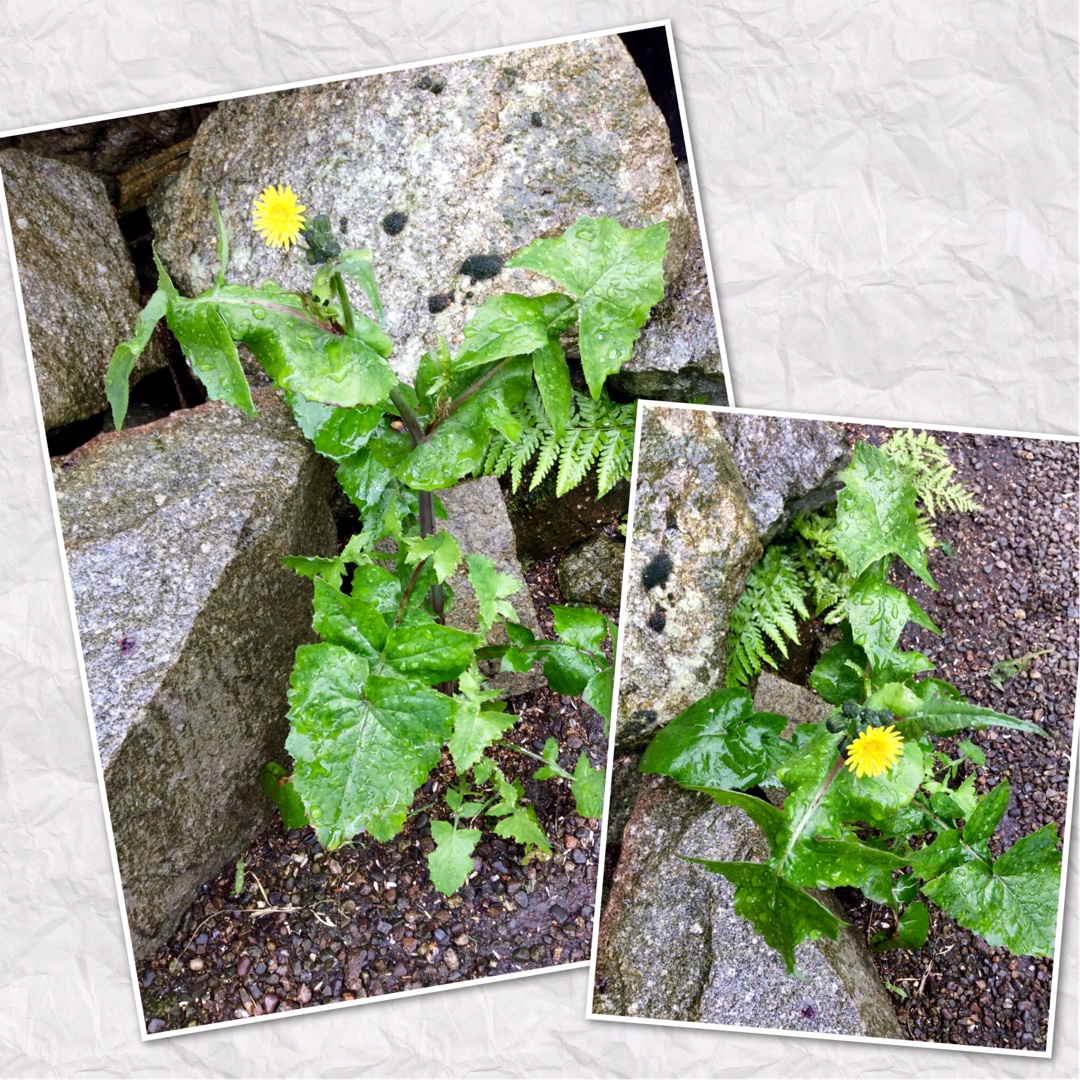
[[252, 308, 266, 321]]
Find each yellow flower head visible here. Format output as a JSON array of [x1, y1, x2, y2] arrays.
[[252, 184, 307, 250], [845, 724, 904, 779]]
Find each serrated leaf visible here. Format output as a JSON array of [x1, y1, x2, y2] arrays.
[[286, 393, 384, 462], [337, 249, 385, 325], [844, 573, 939, 669], [105, 286, 169, 429], [448, 697, 516, 773], [395, 356, 533, 490], [404, 531, 462, 584], [832, 442, 935, 588], [685, 858, 842, 975], [910, 829, 966, 880], [583, 666, 614, 727], [783, 836, 909, 905], [508, 217, 668, 397], [921, 824, 1061, 957], [455, 292, 576, 370], [552, 605, 608, 651], [639, 688, 790, 791], [465, 554, 522, 633], [572, 753, 605, 819], [286, 646, 454, 847], [258, 761, 309, 830], [311, 577, 388, 662], [281, 554, 344, 588], [428, 821, 481, 894], [532, 737, 562, 780], [492, 803, 552, 856]]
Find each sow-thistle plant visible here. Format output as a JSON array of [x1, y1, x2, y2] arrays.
[[640, 439, 1062, 975], [108, 185, 670, 895]]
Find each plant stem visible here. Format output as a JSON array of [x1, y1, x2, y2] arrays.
[[330, 270, 356, 337], [431, 356, 513, 433], [500, 740, 576, 782]]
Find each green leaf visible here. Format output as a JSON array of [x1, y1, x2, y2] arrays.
[[774, 726, 847, 843], [832, 442, 935, 588], [921, 824, 1061, 957], [404, 531, 463, 585], [281, 554, 344, 588], [906, 694, 1046, 737], [383, 624, 481, 684], [552, 604, 608, 651], [783, 836, 909, 906], [105, 286, 169, 429], [962, 780, 1010, 844], [638, 688, 790, 791], [572, 753, 605, 818], [258, 761, 309, 830], [685, 858, 842, 975], [287, 393, 384, 462], [532, 737, 563, 780], [448, 667, 514, 771], [286, 646, 454, 847], [910, 829, 966, 880], [395, 356, 533, 490], [508, 217, 668, 397], [543, 644, 595, 697], [809, 630, 868, 706], [465, 554, 522, 634], [311, 577, 389, 662], [844, 572, 939, 669], [531, 338, 572, 438], [167, 300, 256, 419], [337, 249, 385, 324], [872, 902, 929, 952], [583, 666, 615, 727], [492, 802, 552, 856], [428, 821, 481, 895], [693, 787, 786, 844], [455, 292, 576, 370]]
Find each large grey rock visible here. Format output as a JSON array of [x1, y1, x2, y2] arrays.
[[1, 149, 167, 430], [53, 388, 337, 958], [615, 405, 762, 752], [557, 532, 625, 608], [610, 163, 728, 406], [439, 475, 544, 697], [150, 38, 693, 386], [715, 413, 851, 543], [592, 775, 902, 1039]]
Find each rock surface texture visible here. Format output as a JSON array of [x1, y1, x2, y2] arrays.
[[150, 37, 696, 385], [54, 389, 337, 958], [615, 405, 761, 752], [438, 475, 544, 697], [556, 532, 626, 608], [715, 413, 851, 542], [591, 773, 902, 1039], [1, 149, 167, 430]]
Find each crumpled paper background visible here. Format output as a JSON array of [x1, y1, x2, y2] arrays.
[[0, 1, 1075, 1075]]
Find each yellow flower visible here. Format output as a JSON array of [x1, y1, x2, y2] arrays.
[[845, 724, 904, 779], [252, 184, 307, 250]]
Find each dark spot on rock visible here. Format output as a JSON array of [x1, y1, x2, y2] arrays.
[[465, 290, 474, 299], [460, 254, 504, 282], [339, 217, 348, 234], [414, 74, 444, 94], [530, 111, 543, 127], [665, 511, 679, 532], [642, 551, 673, 592], [647, 607, 667, 633], [503, 134, 514, 143], [629, 709, 657, 725], [381, 211, 408, 236], [427, 294, 452, 314], [800, 1002, 818, 1020]]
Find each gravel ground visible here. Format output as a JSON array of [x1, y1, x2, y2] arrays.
[[138, 556, 611, 1033], [835, 427, 1079, 1051]]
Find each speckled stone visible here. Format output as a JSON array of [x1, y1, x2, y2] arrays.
[[149, 37, 692, 385], [592, 773, 903, 1039], [53, 388, 337, 958], [1, 149, 167, 429], [615, 405, 762, 753]]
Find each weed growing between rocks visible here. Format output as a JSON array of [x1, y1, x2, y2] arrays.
[[630, 427, 1071, 1045], [107, 196, 667, 898]]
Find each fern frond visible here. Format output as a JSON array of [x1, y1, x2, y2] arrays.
[[725, 546, 811, 687], [484, 385, 635, 498], [881, 429, 982, 518]]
